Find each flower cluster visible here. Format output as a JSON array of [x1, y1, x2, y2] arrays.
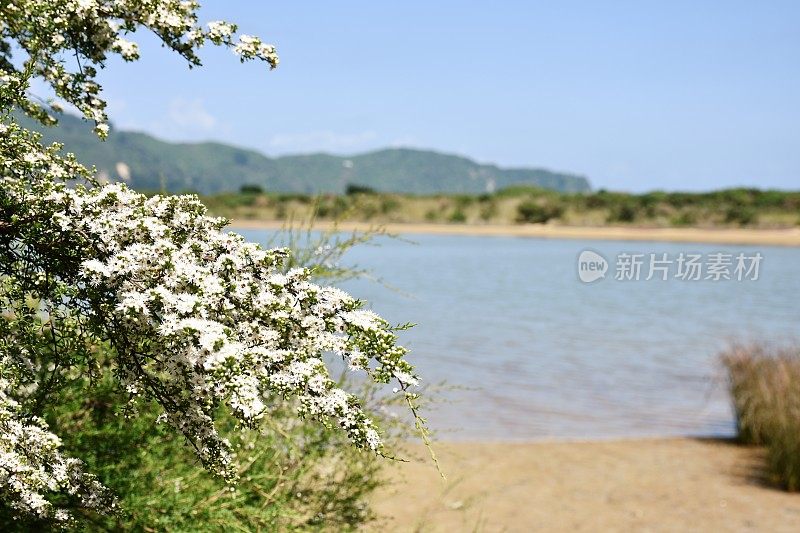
[[0, 0, 279, 137], [0, 2, 427, 525], [53, 181, 417, 478], [0, 377, 117, 526], [1, 107, 421, 522]]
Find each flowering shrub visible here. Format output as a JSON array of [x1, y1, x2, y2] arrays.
[[1, 0, 278, 136], [0, 377, 117, 522], [0, 2, 426, 527]]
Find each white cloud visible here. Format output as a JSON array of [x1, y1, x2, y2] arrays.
[[137, 98, 228, 141], [266, 130, 378, 153], [166, 98, 216, 132]]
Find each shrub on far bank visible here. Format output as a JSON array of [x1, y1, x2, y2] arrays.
[[724, 205, 758, 226], [515, 200, 563, 224], [449, 208, 467, 223], [607, 202, 638, 223], [240, 184, 265, 194], [671, 211, 698, 227], [346, 183, 376, 195], [721, 343, 800, 491]]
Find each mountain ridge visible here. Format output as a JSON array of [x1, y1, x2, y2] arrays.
[[15, 112, 592, 195]]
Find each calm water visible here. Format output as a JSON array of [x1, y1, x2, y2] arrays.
[[238, 228, 800, 441]]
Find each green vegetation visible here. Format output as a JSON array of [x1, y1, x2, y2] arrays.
[[25, 111, 796, 229], [201, 185, 800, 229], [17, 112, 590, 195], [515, 199, 564, 224], [0, 361, 392, 531], [240, 184, 265, 194], [721, 344, 800, 491], [345, 184, 377, 195]]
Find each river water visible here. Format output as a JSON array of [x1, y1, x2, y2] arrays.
[[238, 228, 800, 441]]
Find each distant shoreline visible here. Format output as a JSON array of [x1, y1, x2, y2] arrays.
[[230, 219, 800, 247]]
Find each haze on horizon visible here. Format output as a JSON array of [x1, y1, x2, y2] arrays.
[[52, 1, 798, 193]]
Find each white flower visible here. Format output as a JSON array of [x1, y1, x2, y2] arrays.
[[0, 1, 427, 523], [112, 37, 140, 60]]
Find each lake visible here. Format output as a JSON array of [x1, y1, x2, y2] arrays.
[[237, 228, 800, 441]]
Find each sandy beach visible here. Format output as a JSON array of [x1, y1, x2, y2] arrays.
[[231, 220, 800, 247], [370, 438, 800, 532]]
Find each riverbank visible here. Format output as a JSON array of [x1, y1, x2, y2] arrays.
[[231, 219, 800, 247], [370, 438, 800, 532]]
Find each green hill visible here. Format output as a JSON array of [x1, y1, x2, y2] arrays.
[[17, 112, 591, 194]]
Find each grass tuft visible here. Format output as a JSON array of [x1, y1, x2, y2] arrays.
[[721, 343, 800, 491]]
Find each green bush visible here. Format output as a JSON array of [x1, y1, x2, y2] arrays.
[[515, 200, 563, 224], [379, 197, 400, 214], [315, 196, 349, 218], [724, 206, 758, 226], [205, 192, 258, 209], [345, 183, 376, 195], [448, 208, 467, 223], [424, 209, 439, 222], [274, 193, 313, 204], [582, 193, 608, 209], [671, 211, 698, 227], [665, 192, 701, 209], [639, 191, 668, 207], [240, 184, 264, 194], [607, 203, 638, 223]]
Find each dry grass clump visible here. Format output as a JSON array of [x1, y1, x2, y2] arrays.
[[721, 343, 800, 490]]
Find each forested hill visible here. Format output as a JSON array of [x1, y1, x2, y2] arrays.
[[17, 112, 592, 195]]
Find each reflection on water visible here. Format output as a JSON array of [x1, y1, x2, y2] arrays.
[[237, 228, 800, 441]]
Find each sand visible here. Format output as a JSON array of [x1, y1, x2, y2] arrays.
[[230, 220, 800, 247], [369, 438, 800, 532]]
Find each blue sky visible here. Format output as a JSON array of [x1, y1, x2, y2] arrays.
[[81, 1, 798, 192]]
